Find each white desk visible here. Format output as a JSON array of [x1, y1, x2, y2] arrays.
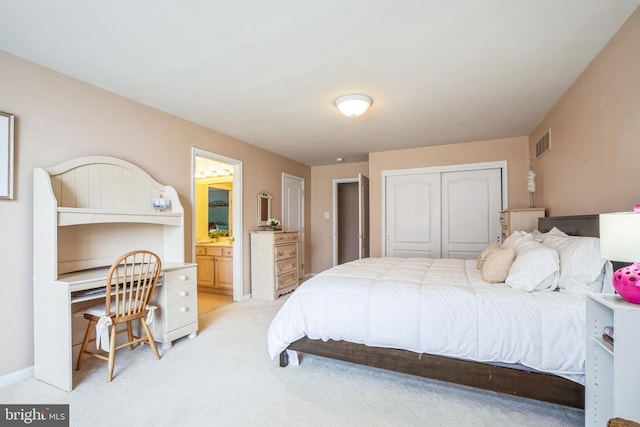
[[34, 262, 197, 392], [33, 157, 195, 391]]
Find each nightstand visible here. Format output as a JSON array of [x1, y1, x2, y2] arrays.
[[499, 208, 545, 241], [586, 293, 640, 425]]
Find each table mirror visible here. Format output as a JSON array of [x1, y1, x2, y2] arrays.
[[257, 191, 272, 226]]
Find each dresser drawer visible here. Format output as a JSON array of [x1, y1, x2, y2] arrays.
[[276, 258, 297, 275], [165, 298, 198, 331], [274, 232, 298, 244], [499, 212, 508, 226], [275, 243, 297, 261], [276, 271, 298, 291]]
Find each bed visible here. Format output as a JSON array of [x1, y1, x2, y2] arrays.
[[268, 215, 608, 408]]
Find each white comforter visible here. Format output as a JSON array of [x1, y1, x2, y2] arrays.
[[267, 257, 586, 383]]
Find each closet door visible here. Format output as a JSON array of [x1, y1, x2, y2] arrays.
[[441, 168, 502, 259], [385, 173, 441, 258]]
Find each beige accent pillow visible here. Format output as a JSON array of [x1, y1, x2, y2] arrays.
[[477, 243, 499, 270], [481, 246, 516, 283]]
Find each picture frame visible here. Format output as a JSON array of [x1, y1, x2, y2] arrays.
[[0, 111, 14, 200]]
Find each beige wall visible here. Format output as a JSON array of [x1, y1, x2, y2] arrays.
[[530, 7, 640, 215], [0, 52, 310, 377], [2, 4, 639, 382], [310, 162, 369, 273], [369, 137, 530, 257]]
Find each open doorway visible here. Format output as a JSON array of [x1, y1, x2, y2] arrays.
[[192, 149, 244, 314], [332, 174, 369, 266]]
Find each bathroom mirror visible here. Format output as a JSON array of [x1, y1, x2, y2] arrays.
[[257, 191, 272, 226], [208, 186, 230, 236]]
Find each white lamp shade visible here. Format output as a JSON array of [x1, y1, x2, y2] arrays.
[[599, 212, 640, 262], [334, 94, 372, 117]]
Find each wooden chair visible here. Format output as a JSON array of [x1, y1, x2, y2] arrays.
[[76, 250, 162, 381]]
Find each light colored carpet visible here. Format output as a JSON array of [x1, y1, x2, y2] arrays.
[[0, 297, 584, 426]]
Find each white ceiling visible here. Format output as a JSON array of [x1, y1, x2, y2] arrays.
[[1, 1, 638, 166]]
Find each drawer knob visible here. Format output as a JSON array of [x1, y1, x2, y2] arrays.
[[180, 306, 189, 312], [180, 291, 188, 297], [180, 275, 188, 281]]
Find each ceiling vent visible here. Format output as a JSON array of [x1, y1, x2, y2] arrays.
[[535, 130, 550, 159]]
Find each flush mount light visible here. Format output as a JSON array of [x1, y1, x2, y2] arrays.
[[336, 157, 344, 162], [334, 94, 373, 117]]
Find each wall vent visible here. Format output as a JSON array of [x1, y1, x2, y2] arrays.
[[535, 130, 550, 159]]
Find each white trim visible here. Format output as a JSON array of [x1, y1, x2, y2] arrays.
[[0, 366, 33, 389], [332, 178, 358, 266], [381, 161, 508, 256], [192, 148, 244, 302]]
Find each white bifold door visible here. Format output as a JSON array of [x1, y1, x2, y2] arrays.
[[385, 168, 502, 259]]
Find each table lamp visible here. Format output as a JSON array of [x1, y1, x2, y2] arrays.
[[600, 211, 640, 303]]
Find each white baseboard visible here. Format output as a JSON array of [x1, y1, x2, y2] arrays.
[[0, 366, 34, 389]]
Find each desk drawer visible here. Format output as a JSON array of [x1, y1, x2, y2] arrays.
[[166, 282, 197, 302], [165, 298, 198, 331], [165, 267, 196, 286]]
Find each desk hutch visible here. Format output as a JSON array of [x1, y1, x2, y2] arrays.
[[33, 156, 197, 391]]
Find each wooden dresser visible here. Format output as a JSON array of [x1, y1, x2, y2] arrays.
[[250, 231, 299, 300]]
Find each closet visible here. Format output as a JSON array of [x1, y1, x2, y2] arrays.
[[383, 163, 504, 259]]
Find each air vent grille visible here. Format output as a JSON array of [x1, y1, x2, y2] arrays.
[[535, 130, 550, 159]]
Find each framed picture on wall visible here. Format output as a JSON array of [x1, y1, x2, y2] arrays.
[[0, 111, 14, 200]]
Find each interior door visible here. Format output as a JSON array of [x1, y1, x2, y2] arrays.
[[385, 172, 441, 257], [441, 168, 502, 259], [358, 173, 370, 259], [282, 173, 304, 277]]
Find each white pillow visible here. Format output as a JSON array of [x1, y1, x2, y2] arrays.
[[530, 229, 545, 242], [502, 230, 528, 249], [505, 234, 559, 292], [542, 233, 606, 293]]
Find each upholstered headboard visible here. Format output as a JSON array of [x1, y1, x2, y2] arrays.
[[538, 214, 600, 237]]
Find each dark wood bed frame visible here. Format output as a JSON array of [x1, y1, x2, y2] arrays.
[[280, 214, 601, 409]]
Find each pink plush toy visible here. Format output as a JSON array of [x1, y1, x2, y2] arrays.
[[613, 263, 640, 304]]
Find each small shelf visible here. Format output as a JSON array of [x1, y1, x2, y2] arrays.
[[591, 335, 614, 356], [57, 207, 182, 227]]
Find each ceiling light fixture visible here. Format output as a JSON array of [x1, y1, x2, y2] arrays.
[[334, 94, 373, 117]]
